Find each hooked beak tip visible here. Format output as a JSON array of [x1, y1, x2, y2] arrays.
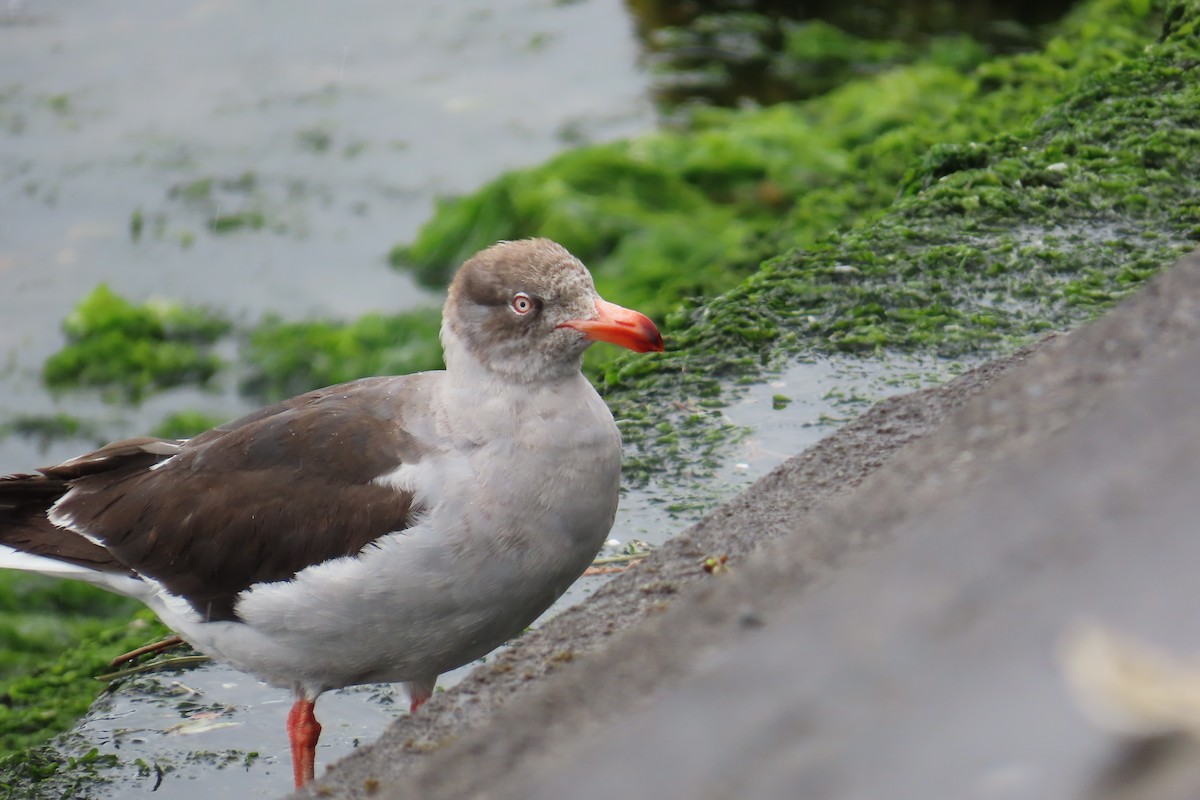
[[559, 298, 664, 353]]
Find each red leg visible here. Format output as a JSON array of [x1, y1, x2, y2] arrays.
[[286, 696, 322, 789], [408, 677, 435, 714]]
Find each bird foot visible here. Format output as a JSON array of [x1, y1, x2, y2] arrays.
[[287, 697, 322, 789]]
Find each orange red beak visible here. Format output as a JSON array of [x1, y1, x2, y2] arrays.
[[559, 298, 664, 354]]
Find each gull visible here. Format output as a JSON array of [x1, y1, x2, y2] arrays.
[[0, 238, 663, 788]]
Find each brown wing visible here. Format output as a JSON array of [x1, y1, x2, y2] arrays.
[[45, 377, 429, 622]]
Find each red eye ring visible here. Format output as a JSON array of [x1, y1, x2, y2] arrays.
[[511, 292, 534, 315]]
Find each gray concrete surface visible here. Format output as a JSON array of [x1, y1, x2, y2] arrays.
[[300, 249, 1200, 799]]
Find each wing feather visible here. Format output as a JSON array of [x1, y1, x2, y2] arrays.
[[39, 377, 433, 621]]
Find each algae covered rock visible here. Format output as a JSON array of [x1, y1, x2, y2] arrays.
[[597, 0, 1200, 477], [390, 0, 1172, 368]]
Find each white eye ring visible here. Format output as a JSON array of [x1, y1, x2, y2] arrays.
[[511, 292, 534, 315]]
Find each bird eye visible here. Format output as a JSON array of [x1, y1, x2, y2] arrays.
[[511, 292, 535, 315]]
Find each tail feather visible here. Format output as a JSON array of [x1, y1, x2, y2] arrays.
[[0, 472, 68, 509], [0, 471, 133, 576]]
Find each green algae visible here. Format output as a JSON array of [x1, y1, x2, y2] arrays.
[[627, 0, 1064, 107], [0, 604, 168, 755], [38, 289, 442, 419], [209, 209, 267, 234], [0, 414, 101, 451], [296, 124, 335, 153], [0, 744, 120, 800], [42, 285, 230, 403], [163, 171, 294, 237], [647, 13, 991, 106], [150, 411, 229, 439], [241, 308, 444, 402]]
